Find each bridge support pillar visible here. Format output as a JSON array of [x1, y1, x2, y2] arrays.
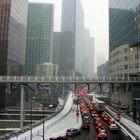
[[109, 83, 114, 105], [20, 85, 25, 129], [36, 84, 39, 94], [126, 83, 129, 93], [87, 83, 90, 94], [74, 83, 77, 95], [133, 99, 137, 123], [99, 83, 102, 94]]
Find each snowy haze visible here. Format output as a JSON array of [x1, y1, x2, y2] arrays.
[[29, 0, 109, 72]]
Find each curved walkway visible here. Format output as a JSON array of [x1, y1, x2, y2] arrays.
[[10, 94, 82, 140]]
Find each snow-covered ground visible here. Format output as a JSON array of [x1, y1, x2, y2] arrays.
[[10, 94, 82, 140]]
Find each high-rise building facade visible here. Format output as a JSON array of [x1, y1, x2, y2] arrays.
[[75, 0, 85, 75], [0, 0, 28, 74], [109, 0, 140, 52], [109, 44, 140, 77], [60, 0, 85, 76], [82, 28, 95, 77], [0, 0, 28, 111], [53, 32, 61, 66], [109, 0, 140, 77], [109, 0, 140, 113], [26, 3, 54, 75]]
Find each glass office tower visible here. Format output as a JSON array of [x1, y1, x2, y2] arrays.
[[26, 3, 54, 75], [0, 0, 28, 111], [60, 0, 85, 76], [109, 0, 140, 78], [109, 0, 140, 52]]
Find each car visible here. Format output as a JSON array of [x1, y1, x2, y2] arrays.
[[66, 128, 80, 136], [81, 111, 89, 116], [94, 116, 101, 121], [101, 112, 107, 118], [95, 123, 104, 131], [50, 136, 67, 140], [108, 119, 116, 125], [109, 124, 119, 131], [93, 114, 99, 119], [97, 130, 107, 140], [82, 122, 90, 129], [103, 116, 109, 121], [82, 115, 90, 121], [94, 119, 102, 125]]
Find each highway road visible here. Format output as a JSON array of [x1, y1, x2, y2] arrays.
[[68, 116, 131, 140]]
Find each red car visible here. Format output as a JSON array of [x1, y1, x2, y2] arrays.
[[108, 119, 116, 125], [97, 130, 107, 140], [94, 116, 101, 122], [102, 116, 110, 121], [82, 121, 90, 129], [95, 123, 104, 131]]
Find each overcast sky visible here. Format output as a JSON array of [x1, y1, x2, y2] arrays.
[[29, 0, 109, 71]]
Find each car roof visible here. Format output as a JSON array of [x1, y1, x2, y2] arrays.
[[99, 129, 106, 133], [67, 128, 78, 131], [111, 124, 117, 126]]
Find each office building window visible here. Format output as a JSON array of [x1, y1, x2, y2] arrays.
[[124, 65, 128, 69]]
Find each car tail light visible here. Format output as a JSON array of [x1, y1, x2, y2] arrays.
[[82, 124, 85, 127], [104, 133, 107, 137], [88, 124, 90, 127]]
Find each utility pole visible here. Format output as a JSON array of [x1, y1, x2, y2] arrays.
[[20, 85, 25, 129], [30, 99, 32, 140], [43, 103, 45, 140]]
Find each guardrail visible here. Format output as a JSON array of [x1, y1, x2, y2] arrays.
[[0, 76, 140, 83], [105, 106, 139, 140]]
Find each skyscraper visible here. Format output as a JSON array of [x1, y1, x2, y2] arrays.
[[82, 28, 95, 77], [109, 0, 140, 77], [60, 0, 85, 76], [109, 0, 140, 52], [53, 32, 61, 66], [26, 3, 54, 75], [0, 0, 28, 111]]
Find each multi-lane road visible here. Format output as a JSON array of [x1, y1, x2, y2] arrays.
[[68, 115, 131, 140]]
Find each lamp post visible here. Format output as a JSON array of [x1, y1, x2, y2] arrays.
[[30, 99, 32, 140], [30, 96, 36, 140], [42, 103, 45, 140]]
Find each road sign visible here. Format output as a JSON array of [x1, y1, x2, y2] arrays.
[[76, 109, 79, 116], [76, 112, 79, 116]]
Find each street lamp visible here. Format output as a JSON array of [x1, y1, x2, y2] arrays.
[[30, 99, 33, 140], [30, 96, 36, 140], [42, 103, 45, 140]]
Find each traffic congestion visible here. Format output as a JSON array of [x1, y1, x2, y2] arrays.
[[49, 93, 131, 140]]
